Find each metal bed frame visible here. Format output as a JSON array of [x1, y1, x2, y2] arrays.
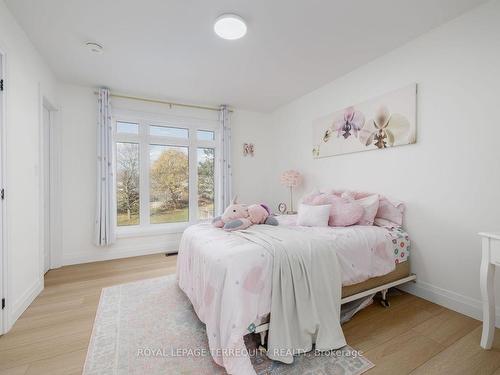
[[254, 273, 417, 346]]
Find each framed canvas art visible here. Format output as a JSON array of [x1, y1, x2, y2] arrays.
[[312, 84, 417, 158]]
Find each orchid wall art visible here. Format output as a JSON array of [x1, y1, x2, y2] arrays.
[[312, 84, 416, 158]]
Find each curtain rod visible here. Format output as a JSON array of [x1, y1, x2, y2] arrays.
[[94, 91, 232, 113]]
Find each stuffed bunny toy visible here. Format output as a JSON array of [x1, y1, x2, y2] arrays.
[[212, 197, 278, 231]]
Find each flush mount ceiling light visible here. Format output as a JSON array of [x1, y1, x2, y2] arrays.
[[85, 42, 104, 54], [214, 14, 247, 40]]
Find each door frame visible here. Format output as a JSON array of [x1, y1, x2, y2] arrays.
[[39, 88, 62, 277], [0, 49, 7, 334]]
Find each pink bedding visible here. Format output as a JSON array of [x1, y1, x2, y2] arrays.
[[303, 189, 405, 226], [275, 215, 401, 285], [177, 222, 408, 374]]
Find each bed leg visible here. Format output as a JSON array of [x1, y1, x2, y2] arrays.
[[259, 331, 268, 347], [380, 289, 390, 308]]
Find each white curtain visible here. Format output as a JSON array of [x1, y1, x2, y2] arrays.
[[219, 105, 232, 213], [95, 88, 116, 246]]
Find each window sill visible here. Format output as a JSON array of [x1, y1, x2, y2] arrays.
[[116, 222, 189, 239]]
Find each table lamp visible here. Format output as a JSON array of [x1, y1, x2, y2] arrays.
[[280, 170, 302, 214]]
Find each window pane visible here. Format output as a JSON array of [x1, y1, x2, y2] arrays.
[[150, 145, 189, 224], [116, 142, 140, 226], [198, 148, 215, 220], [116, 121, 139, 134], [150, 125, 188, 138], [197, 130, 215, 141]]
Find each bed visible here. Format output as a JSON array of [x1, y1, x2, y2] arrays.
[[177, 219, 414, 374]]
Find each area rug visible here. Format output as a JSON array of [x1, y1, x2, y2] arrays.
[[83, 275, 374, 375]]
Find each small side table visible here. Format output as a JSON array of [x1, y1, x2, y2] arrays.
[[479, 232, 500, 349]]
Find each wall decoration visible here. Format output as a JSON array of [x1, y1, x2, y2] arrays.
[[243, 143, 255, 157], [312, 84, 417, 158]]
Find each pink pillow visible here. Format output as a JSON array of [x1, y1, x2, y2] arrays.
[[377, 197, 404, 226], [342, 193, 379, 225], [307, 188, 404, 226], [337, 190, 403, 226], [311, 194, 363, 227], [301, 189, 321, 204]]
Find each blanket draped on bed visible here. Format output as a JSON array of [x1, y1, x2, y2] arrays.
[[235, 226, 347, 364]]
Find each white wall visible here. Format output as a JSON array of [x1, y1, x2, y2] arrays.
[[0, 0, 58, 331], [231, 110, 272, 204], [57, 83, 272, 265], [268, 0, 500, 323]]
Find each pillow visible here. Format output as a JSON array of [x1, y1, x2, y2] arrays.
[[376, 196, 405, 226], [348, 194, 379, 226], [331, 199, 364, 227], [310, 193, 337, 206], [335, 189, 405, 225], [297, 204, 331, 227], [374, 217, 399, 228], [301, 188, 321, 204], [311, 194, 363, 227]]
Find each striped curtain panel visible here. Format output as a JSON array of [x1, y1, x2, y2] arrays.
[[95, 88, 116, 246], [219, 105, 232, 213]]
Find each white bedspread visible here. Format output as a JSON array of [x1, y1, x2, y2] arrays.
[[177, 223, 396, 374], [234, 226, 346, 364]]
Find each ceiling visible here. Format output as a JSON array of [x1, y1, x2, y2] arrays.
[[6, 0, 487, 112]]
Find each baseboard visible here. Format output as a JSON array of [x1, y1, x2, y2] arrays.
[[62, 242, 179, 266], [7, 277, 44, 332], [400, 280, 500, 327]]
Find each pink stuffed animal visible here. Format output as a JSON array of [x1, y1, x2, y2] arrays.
[[212, 197, 278, 231]]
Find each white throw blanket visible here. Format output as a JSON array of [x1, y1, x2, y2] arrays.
[[235, 226, 346, 363]]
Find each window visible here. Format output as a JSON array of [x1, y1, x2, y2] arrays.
[[197, 147, 215, 219], [150, 125, 188, 138], [117, 121, 139, 135], [114, 116, 218, 230], [197, 130, 215, 141], [150, 145, 189, 224], [116, 142, 140, 226]]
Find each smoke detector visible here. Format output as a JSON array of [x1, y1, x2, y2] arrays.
[[85, 42, 104, 54]]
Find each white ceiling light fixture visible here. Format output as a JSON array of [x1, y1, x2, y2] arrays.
[[214, 14, 247, 40], [85, 41, 104, 54]]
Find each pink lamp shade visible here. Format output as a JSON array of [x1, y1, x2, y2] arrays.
[[280, 170, 302, 188], [280, 170, 302, 214]]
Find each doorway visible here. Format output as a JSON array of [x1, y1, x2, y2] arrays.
[[41, 97, 58, 274], [0, 52, 5, 333], [40, 93, 61, 277], [42, 105, 51, 273]]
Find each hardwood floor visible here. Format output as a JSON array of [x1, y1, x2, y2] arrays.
[[0, 254, 499, 374]]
